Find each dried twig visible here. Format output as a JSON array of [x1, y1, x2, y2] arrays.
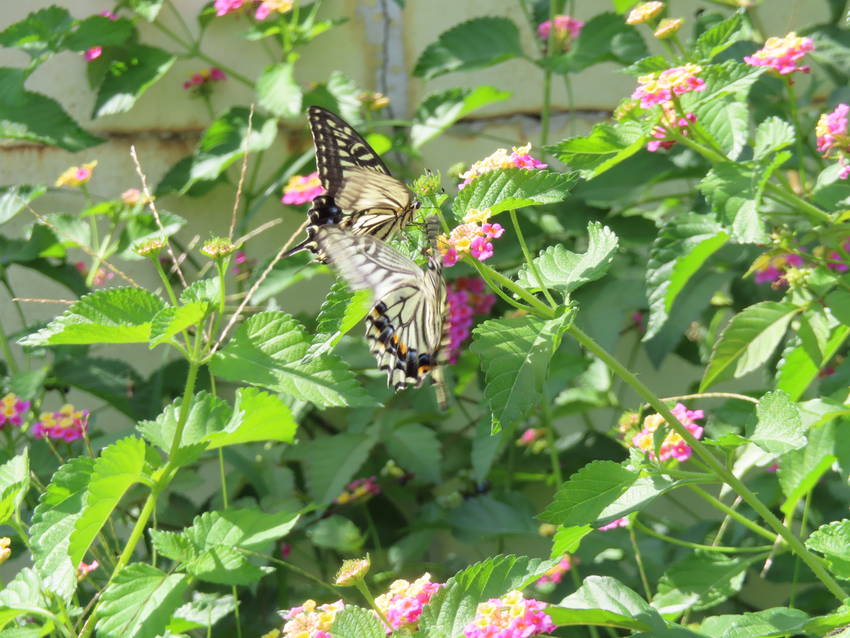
[[235, 218, 283, 246], [229, 104, 255, 241], [12, 297, 75, 305]]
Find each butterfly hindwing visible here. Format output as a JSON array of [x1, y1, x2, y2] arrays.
[[312, 217, 448, 409]]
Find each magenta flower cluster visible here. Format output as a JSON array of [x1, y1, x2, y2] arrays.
[[374, 573, 443, 632], [214, 0, 293, 20], [0, 394, 30, 428], [744, 32, 814, 75], [536, 15, 583, 51], [632, 64, 705, 109], [816, 103, 850, 179], [282, 172, 326, 206], [32, 405, 89, 442], [535, 555, 573, 586], [336, 476, 380, 504], [464, 590, 556, 638], [627, 403, 704, 462], [446, 277, 496, 362], [183, 67, 226, 90]]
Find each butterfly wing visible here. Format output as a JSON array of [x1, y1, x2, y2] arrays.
[[312, 221, 448, 408]]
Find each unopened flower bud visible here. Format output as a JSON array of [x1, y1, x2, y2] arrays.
[[134, 238, 166, 258], [654, 17, 683, 38], [335, 556, 370, 585], [201, 237, 236, 259]]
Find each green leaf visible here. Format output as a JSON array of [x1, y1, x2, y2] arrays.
[[167, 593, 235, 633], [700, 608, 809, 638], [93, 44, 176, 117], [693, 12, 744, 60], [70, 437, 146, 566], [65, 15, 135, 51], [776, 326, 850, 400], [447, 494, 537, 539], [126, 0, 165, 20], [187, 546, 269, 585], [516, 222, 618, 299], [554, 575, 665, 632], [410, 86, 512, 148], [826, 290, 850, 327], [751, 390, 806, 455], [210, 311, 376, 408], [384, 423, 441, 483], [0, 67, 103, 151], [0, 569, 52, 629], [453, 167, 576, 219], [306, 515, 363, 553], [0, 6, 72, 61], [20, 288, 165, 346], [30, 457, 94, 601], [413, 17, 524, 80], [53, 357, 146, 419], [471, 416, 504, 483], [805, 604, 850, 636], [806, 519, 850, 580], [205, 387, 297, 449], [190, 107, 279, 183], [419, 555, 557, 637], [149, 302, 208, 348], [696, 97, 748, 161], [289, 433, 375, 504], [701, 302, 800, 390], [180, 508, 300, 552], [471, 314, 567, 429], [0, 185, 46, 225], [778, 422, 835, 516], [311, 280, 372, 356], [257, 62, 303, 119], [331, 606, 385, 638], [547, 120, 649, 180], [551, 525, 592, 557], [652, 553, 756, 614], [754, 116, 795, 160], [683, 60, 764, 106], [645, 213, 728, 340], [539, 461, 637, 525], [95, 563, 188, 638], [543, 12, 648, 74], [0, 451, 29, 526]]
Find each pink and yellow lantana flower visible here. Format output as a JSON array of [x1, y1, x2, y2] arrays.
[[625, 403, 704, 462], [537, 15, 583, 51], [282, 172, 325, 205], [32, 404, 90, 442], [446, 277, 496, 363], [816, 103, 850, 179], [0, 394, 30, 428], [439, 208, 504, 268], [464, 590, 556, 638], [374, 573, 443, 633], [744, 32, 815, 75], [458, 144, 547, 190], [55, 161, 97, 188], [280, 599, 344, 638]]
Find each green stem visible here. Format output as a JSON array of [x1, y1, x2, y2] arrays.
[[240, 548, 340, 596], [509, 209, 557, 309], [633, 518, 772, 554], [686, 485, 782, 543], [566, 324, 848, 600], [473, 259, 556, 319], [540, 403, 562, 485], [354, 579, 393, 631], [0, 317, 19, 374], [628, 522, 653, 600], [151, 254, 180, 306], [785, 76, 808, 192], [538, 0, 557, 158]]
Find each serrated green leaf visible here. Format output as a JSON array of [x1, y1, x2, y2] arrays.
[[777, 326, 850, 400], [149, 302, 208, 348], [778, 422, 834, 516], [652, 553, 756, 614], [96, 563, 188, 638], [93, 44, 175, 117], [186, 545, 271, 585], [693, 12, 744, 60], [70, 437, 146, 566], [806, 519, 850, 579], [65, 15, 134, 51], [190, 107, 279, 183], [30, 457, 94, 601], [306, 515, 363, 552], [682, 60, 764, 107], [210, 311, 376, 408], [331, 606, 385, 638], [546, 120, 649, 179], [257, 61, 302, 119], [206, 387, 297, 449], [0, 6, 72, 61], [183, 508, 300, 552], [19, 288, 165, 346], [696, 97, 748, 161], [413, 17, 524, 80], [290, 433, 375, 504], [0, 67, 103, 151], [471, 314, 567, 429], [516, 222, 618, 299], [384, 423, 441, 483], [701, 302, 800, 390], [410, 86, 512, 148], [700, 607, 809, 638], [645, 213, 728, 339], [52, 357, 150, 417], [167, 593, 235, 634], [453, 167, 576, 219], [311, 280, 372, 357], [540, 461, 637, 525], [0, 451, 29, 526], [751, 390, 806, 455], [551, 525, 592, 557], [126, 0, 165, 20], [698, 162, 768, 244], [554, 575, 665, 631], [0, 185, 46, 225], [542, 12, 648, 73], [0, 569, 52, 629], [754, 116, 795, 160], [471, 416, 504, 483], [419, 555, 557, 637], [826, 290, 850, 327]]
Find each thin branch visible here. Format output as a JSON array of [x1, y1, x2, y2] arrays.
[[12, 298, 75, 305], [230, 104, 255, 241], [129, 145, 188, 288], [235, 218, 283, 246]]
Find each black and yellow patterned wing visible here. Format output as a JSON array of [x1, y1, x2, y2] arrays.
[[285, 106, 418, 262], [312, 217, 448, 409]]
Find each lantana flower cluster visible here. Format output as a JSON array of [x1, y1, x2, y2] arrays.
[[282, 172, 325, 205], [280, 599, 344, 638], [516, 428, 548, 454], [816, 103, 850, 179], [1, 394, 30, 428], [744, 32, 815, 75], [75, 262, 115, 287], [32, 404, 89, 442], [77, 560, 99, 580], [214, 0, 293, 19], [446, 277, 496, 362], [374, 572, 443, 632], [620, 403, 704, 462], [630, 65, 703, 152], [626, 1, 664, 25], [439, 208, 504, 267], [464, 590, 556, 638], [183, 67, 226, 92], [598, 517, 629, 531], [647, 104, 696, 152], [336, 476, 380, 504], [752, 252, 805, 285], [535, 555, 573, 587], [55, 161, 97, 188], [536, 15, 583, 51], [458, 144, 547, 190]]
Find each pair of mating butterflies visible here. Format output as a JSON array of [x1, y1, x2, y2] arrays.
[[286, 106, 449, 409]]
